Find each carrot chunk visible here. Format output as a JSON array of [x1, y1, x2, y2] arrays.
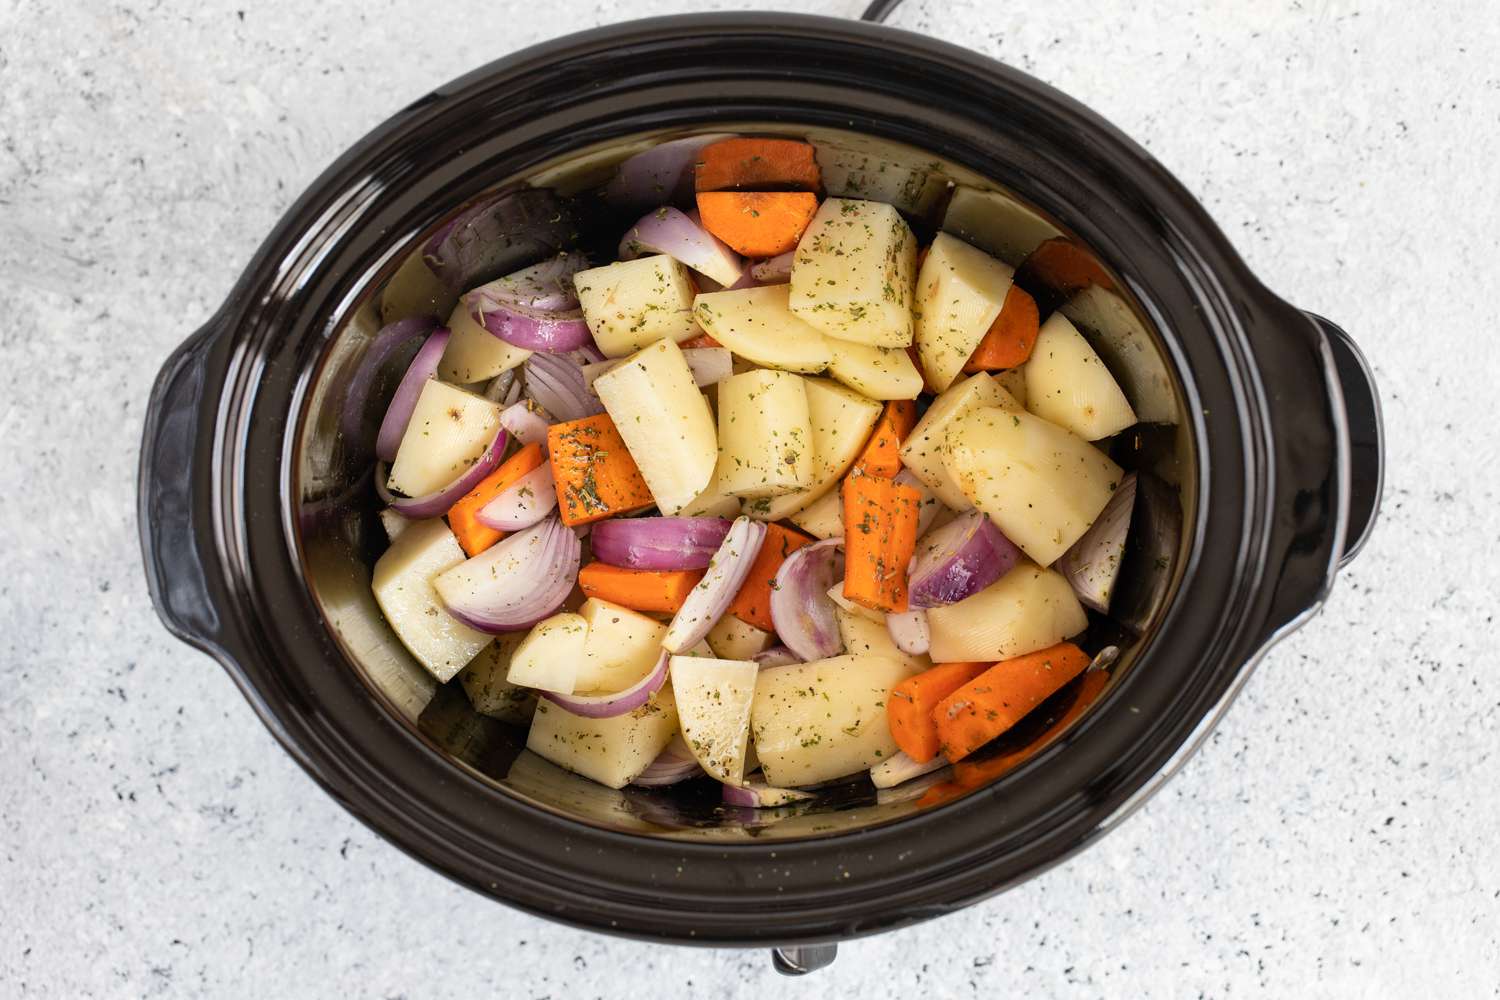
[[696, 191, 818, 258], [952, 669, 1110, 787], [1014, 237, 1115, 299], [680, 332, 723, 349], [577, 563, 704, 614], [725, 523, 814, 631], [933, 642, 1092, 762], [963, 284, 1040, 372], [547, 413, 655, 526], [841, 473, 922, 614], [446, 443, 546, 556], [852, 400, 918, 478], [887, 661, 992, 763], [694, 138, 821, 192]]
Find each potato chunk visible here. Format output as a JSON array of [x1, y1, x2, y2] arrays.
[[437, 299, 531, 384], [574, 256, 698, 357], [526, 685, 679, 789], [943, 405, 1124, 566], [386, 380, 501, 497], [742, 377, 882, 521], [914, 232, 1015, 393], [371, 518, 492, 682], [1025, 313, 1138, 440], [750, 654, 908, 787], [671, 656, 759, 785], [593, 338, 717, 515], [827, 339, 923, 400], [926, 562, 1087, 663], [692, 284, 832, 373], [898, 373, 1021, 510], [576, 598, 669, 694], [714, 369, 814, 498], [789, 198, 917, 348], [506, 612, 589, 695]]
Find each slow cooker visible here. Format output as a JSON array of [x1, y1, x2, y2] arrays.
[[138, 12, 1383, 974]]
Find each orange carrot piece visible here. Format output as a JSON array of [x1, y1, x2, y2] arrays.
[[725, 523, 815, 631], [694, 138, 821, 192], [933, 642, 1092, 762], [680, 332, 723, 349], [842, 474, 922, 613], [577, 563, 705, 614], [887, 661, 992, 763], [852, 400, 918, 478], [696, 191, 819, 258], [963, 284, 1040, 373], [547, 413, 656, 526], [445, 443, 546, 556], [1014, 237, 1115, 299], [952, 669, 1110, 788]]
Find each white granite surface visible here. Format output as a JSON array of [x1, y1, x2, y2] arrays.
[[2, 0, 1497, 995]]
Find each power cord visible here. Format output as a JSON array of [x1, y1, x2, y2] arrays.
[[859, 0, 905, 23]]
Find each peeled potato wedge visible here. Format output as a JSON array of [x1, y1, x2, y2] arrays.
[[898, 373, 1021, 510], [913, 232, 1016, 393], [943, 405, 1124, 566], [714, 369, 814, 498], [750, 654, 908, 787], [826, 339, 923, 400], [789, 198, 917, 348], [593, 338, 718, 515], [926, 562, 1087, 663], [692, 284, 833, 374], [671, 656, 759, 786], [1024, 313, 1138, 440], [742, 376, 882, 522], [526, 684, 679, 789], [575, 256, 698, 357], [371, 518, 492, 682]]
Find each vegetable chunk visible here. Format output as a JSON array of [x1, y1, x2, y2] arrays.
[[789, 198, 917, 348], [547, 413, 656, 525]]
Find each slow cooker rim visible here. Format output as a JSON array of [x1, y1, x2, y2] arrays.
[[143, 12, 1350, 944]]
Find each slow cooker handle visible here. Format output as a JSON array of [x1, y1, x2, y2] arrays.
[[771, 943, 838, 975], [137, 319, 236, 662], [1307, 313, 1383, 569]]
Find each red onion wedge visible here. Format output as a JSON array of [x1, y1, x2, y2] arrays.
[[886, 608, 930, 655], [603, 133, 735, 207], [619, 207, 743, 287], [339, 315, 440, 449], [591, 516, 733, 571], [662, 516, 768, 654], [423, 189, 579, 293], [769, 538, 846, 661], [750, 251, 794, 284], [523, 352, 604, 423], [722, 776, 816, 808], [1057, 472, 1137, 613], [476, 464, 557, 531], [908, 510, 1021, 609], [374, 326, 450, 462], [466, 297, 593, 354], [544, 650, 669, 719], [869, 750, 948, 790], [434, 515, 580, 633], [752, 646, 800, 668], [499, 400, 551, 448], [471, 252, 591, 312], [632, 735, 705, 787], [387, 425, 509, 519]]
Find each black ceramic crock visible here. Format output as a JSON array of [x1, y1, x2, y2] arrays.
[[138, 12, 1382, 974]]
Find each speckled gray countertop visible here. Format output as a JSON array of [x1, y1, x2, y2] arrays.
[[2, 0, 1497, 996]]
